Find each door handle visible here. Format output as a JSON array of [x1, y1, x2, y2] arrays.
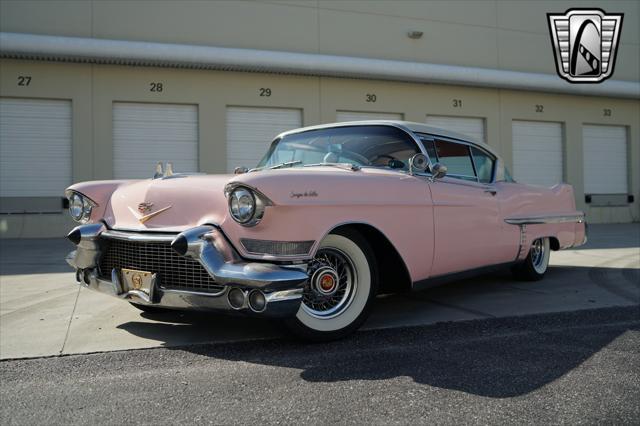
[[484, 188, 497, 195]]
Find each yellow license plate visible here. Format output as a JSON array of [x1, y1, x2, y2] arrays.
[[121, 268, 153, 293]]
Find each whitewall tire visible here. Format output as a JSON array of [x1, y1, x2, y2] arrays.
[[512, 237, 551, 281], [285, 229, 378, 341]]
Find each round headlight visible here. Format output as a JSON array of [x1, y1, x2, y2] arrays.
[[229, 187, 256, 224], [69, 193, 84, 221], [68, 192, 94, 223]]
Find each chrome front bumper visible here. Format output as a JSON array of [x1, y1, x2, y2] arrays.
[[66, 223, 308, 318]]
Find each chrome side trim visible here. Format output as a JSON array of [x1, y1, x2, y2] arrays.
[[504, 213, 585, 225], [515, 224, 528, 261]]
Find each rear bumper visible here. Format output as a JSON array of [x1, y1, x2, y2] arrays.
[[66, 223, 308, 318]]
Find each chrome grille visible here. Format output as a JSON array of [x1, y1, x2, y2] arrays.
[[99, 237, 224, 294]]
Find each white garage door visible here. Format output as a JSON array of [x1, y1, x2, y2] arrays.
[[226, 107, 302, 172], [512, 120, 563, 187], [113, 103, 198, 179], [0, 98, 71, 197], [583, 125, 628, 194], [426, 115, 485, 143], [336, 111, 403, 122]]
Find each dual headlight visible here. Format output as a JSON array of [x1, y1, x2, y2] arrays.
[[225, 185, 271, 227], [66, 191, 96, 223]]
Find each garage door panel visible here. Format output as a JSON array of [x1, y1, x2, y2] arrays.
[[226, 107, 302, 172], [583, 125, 627, 194], [113, 103, 198, 179], [336, 111, 403, 122], [426, 115, 485, 143], [0, 98, 72, 198], [512, 121, 563, 187]]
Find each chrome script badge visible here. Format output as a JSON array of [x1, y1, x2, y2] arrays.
[[547, 9, 623, 83]]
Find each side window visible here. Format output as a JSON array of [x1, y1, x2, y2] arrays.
[[434, 140, 476, 181], [470, 147, 495, 183]]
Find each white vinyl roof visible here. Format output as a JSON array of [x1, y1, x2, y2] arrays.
[[1, 32, 638, 99]]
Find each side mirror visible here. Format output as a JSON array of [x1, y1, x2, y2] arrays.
[[408, 153, 429, 175], [234, 166, 249, 175], [430, 163, 448, 180]]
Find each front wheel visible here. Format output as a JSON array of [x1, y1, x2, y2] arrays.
[[284, 230, 378, 342], [512, 237, 551, 281]]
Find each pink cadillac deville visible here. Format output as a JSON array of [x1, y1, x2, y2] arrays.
[[65, 121, 586, 340]]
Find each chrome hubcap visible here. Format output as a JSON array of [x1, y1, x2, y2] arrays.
[[531, 238, 547, 272], [311, 266, 340, 296], [302, 248, 357, 319]]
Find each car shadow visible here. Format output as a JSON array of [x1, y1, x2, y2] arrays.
[[116, 265, 639, 399], [117, 305, 638, 398]]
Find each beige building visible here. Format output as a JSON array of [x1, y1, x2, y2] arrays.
[[0, 0, 639, 238]]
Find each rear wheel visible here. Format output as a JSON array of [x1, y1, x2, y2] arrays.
[[284, 230, 378, 341], [512, 237, 551, 281]]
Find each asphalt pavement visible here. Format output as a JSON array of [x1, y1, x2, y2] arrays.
[[1, 306, 638, 425]]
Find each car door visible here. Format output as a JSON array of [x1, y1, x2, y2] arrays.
[[422, 137, 506, 276]]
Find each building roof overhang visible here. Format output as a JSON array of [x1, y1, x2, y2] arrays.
[[1, 32, 638, 99]]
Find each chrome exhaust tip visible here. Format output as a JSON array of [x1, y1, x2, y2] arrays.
[[248, 290, 267, 313], [227, 287, 246, 310]]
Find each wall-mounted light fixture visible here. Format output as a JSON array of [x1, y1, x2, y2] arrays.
[[407, 31, 424, 39]]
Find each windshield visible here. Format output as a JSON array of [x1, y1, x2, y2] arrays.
[[256, 125, 420, 171]]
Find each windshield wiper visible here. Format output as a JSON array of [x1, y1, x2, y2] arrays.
[[250, 160, 303, 172], [303, 163, 361, 171]]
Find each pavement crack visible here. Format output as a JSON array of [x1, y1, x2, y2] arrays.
[[60, 286, 81, 355]]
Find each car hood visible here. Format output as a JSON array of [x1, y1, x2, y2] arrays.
[[104, 174, 233, 232]]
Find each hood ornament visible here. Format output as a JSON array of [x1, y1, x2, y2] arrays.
[[152, 161, 175, 179]]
